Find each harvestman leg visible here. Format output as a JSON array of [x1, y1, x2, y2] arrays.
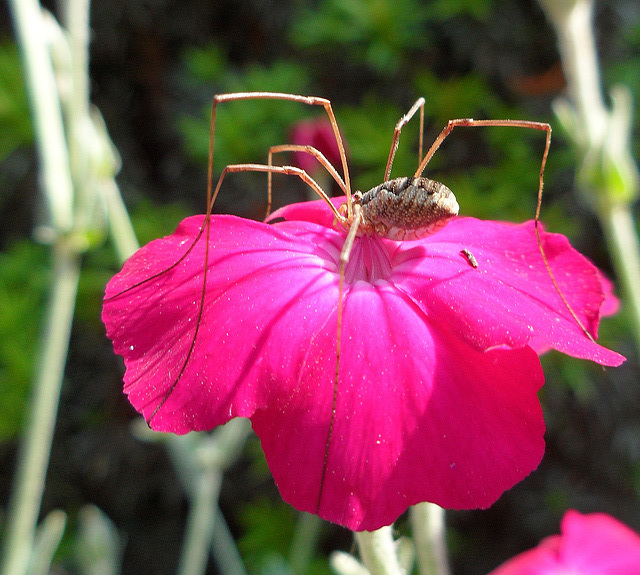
[[266, 144, 348, 218], [207, 95, 367, 514], [206, 94, 358, 303], [210, 162, 345, 222], [411, 118, 595, 343], [141, 93, 357, 424], [414, 118, 552, 220], [209, 164, 364, 515], [207, 93, 354, 217], [384, 97, 426, 181], [106, 92, 353, 301]]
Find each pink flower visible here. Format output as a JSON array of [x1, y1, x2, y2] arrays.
[[489, 510, 640, 575], [290, 118, 344, 175], [102, 197, 623, 531]]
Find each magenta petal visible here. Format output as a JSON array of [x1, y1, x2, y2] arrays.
[[527, 269, 619, 356], [267, 196, 340, 227], [270, 200, 623, 365], [597, 272, 621, 317], [391, 217, 624, 366], [488, 540, 562, 575], [253, 278, 545, 531], [104, 199, 623, 530], [103, 215, 342, 433]]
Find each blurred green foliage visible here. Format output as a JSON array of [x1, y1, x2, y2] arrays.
[[290, 0, 430, 75], [238, 499, 297, 574], [0, 241, 48, 439], [179, 58, 311, 170], [0, 41, 32, 163], [0, 195, 191, 441]]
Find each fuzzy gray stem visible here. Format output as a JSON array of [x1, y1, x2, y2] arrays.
[[1, 245, 81, 575], [355, 527, 404, 575], [410, 503, 450, 575], [8, 0, 74, 233]]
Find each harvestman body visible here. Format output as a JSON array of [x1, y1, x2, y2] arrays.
[[108, 92, 595, 513]]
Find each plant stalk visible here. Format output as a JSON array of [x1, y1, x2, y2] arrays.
[[8, 0, 74, 233], [355, 527, 404, 575], [410, 503, 450, 575], [1, 245, 81, 575]]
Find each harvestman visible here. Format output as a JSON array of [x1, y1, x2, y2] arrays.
[[107, 92, 596, 458], [206, 92, 595, 372]]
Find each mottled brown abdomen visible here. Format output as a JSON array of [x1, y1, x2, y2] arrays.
[[356, 176, 459, 240]]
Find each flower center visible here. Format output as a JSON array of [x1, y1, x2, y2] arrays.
[[343, 235, 393, 284]]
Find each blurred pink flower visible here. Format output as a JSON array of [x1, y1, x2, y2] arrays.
[[290, 118, 344, 174], [102, 197, 623, 531], [489, 510, 640, 575]]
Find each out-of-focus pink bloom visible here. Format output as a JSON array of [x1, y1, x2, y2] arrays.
[[489, 510, 640, 575], [290, 118, 344, 174], [102, 196, 623, 531]]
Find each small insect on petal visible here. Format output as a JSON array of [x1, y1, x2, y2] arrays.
[[461, 248, 479, 268]]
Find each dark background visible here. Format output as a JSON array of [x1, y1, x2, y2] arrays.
[[1, 0, 639, 573]]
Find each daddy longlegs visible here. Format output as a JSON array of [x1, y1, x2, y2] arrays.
[[107, 92, 596, 511]]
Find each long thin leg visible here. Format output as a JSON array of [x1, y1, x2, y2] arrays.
[[316, 206, 363, 513], [414, 118, 595, 343], [111, 93, 350, 300], [145, 159, 349, 426], [414, 118, 551, 217], [384, 98, 426, 181], [209, 93, 353, 218], [207, 95, 355, 513], [211, 163, 347, 225], [267, 144, 348, 218], [112, 93, 355, 429]]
